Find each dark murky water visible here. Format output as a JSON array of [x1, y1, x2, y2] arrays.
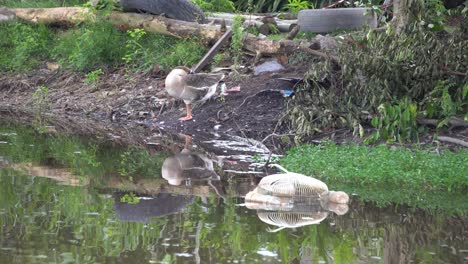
[[0, 121, 467, 264]]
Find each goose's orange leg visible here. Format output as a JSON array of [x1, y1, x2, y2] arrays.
[[179, 103, 193, 121]]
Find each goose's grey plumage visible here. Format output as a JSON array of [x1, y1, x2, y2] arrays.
[[165, 67, 224, 121], [161, 149, 219, 186]]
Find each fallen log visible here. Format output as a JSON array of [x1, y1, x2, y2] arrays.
[[2, 7, 223, 42], [207, 12, 297, 33], [417, 118, 468, 128], [437, 136, 468, 148], [242, 35, 326, 59]]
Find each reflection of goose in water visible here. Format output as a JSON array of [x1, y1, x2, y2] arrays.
[[0, 156, 9, 168], [114, 193, 194, 223], [161, 135, 220, 186], [161, 135, 225, 200], [161, 149, 219, 186], [245, 164, 349, 232]]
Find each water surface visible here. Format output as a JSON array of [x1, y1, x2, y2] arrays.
[[0, 121, 466, 263]]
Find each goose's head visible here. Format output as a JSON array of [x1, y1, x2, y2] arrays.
[[165, 68, 189, 89]]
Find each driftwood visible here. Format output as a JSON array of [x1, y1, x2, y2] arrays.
[[207, 12, 297, 33], [242, 35, 331, 62], [2, 7, 223, 42], [437, 136, 468, 148], [417, 118, 468, 128]]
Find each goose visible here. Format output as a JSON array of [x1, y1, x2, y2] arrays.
[[165, 66, 225, 121]]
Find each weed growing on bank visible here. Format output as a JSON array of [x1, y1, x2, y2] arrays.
[[54, 22, 127, 71], [0, 20, 206, 73], [280, 142, 468, 212], [0, 0, 85, 8], [281, 142, 468, 192], [0, 22, 54, 71]]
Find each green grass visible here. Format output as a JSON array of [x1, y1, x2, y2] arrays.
[[281, 142, 468, 213], [0, 0, 86, 8], [53, 22, 128, 71], [0, 20, 206, 72], [0, 22, 54, 71]]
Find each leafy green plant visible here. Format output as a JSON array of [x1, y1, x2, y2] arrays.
[[31, 85, 51, 131], [32, 85, 51, 114], [191, 0, 235, 12], [424, 81, 467, 127], [231, 15, 244, 67], [83, 0, 118, 12], [283, 0, 311, 15], [289, 23, 466, 141], [423, 0, 448, 31], [156, 39, 206, 70], [0, 0, 85, 8], [53, 22, 127, 71], [85, 68, 104, 84], [122, 28, 147, 69], [120, 193, 140, 204], [0, 22, 53, 71], [235, 0, 287, 13], [366, 98, 420, 143]]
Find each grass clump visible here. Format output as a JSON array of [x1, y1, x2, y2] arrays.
[[0, 20, 206, 73], [281, 143, 468, 212], [133, 32, 206, 71], [230, 15, 244, 67], [0, 0, 85, 8], [0, 22, 54, 71], [54, 22, 127, 71]]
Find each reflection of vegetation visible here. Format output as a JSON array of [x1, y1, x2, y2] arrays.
[[281, 142, 468, 214], [0, 172, 464, 263], [0, 121, 167, 180]]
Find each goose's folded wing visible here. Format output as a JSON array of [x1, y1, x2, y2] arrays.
[[181, 167, 218, 179], [185, 73, 224, 90]]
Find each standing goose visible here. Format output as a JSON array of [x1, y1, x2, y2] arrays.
[[165, 66, 224, 121]]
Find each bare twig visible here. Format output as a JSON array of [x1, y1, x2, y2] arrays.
[[440, 66, 467, 77], [437, 136, 468, 148], [298, 46, 340, 64], [261, 133, 296, 143], [417, 118, 468, 128]]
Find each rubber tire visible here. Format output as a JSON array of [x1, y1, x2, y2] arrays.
[[120, 0, 206, 23], [297, 8, 377, 33]]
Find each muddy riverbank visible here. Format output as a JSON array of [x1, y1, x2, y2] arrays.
[[0, 64, 310, 150], [1, 63, 465, 154]]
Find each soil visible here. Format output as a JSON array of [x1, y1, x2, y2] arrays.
[[0, 62, 306, 151]]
